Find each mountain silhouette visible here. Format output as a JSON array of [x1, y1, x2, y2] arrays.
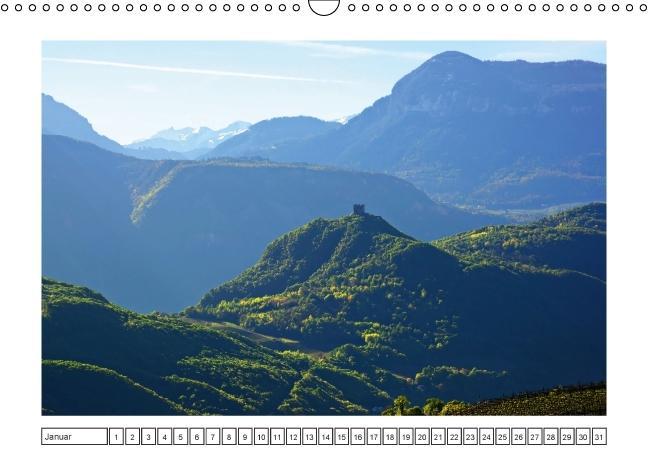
[[212, 52, 605, 210]]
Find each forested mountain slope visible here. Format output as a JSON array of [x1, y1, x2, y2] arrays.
[[188, 208, 605, 402]]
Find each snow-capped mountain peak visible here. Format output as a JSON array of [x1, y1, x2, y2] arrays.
[[128, 121, 251, 158]]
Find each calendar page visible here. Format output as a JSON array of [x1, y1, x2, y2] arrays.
[[0, 2, 645, 457]]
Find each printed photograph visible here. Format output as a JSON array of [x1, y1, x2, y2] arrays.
[[41, 41, 606, 416]]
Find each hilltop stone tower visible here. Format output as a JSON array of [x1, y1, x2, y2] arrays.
[[353, 204, 366, 216]]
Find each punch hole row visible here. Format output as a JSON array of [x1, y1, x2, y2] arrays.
[[349, 2, 646, 11], [1, 2, 647, 13], [0, 3, 302, 12]]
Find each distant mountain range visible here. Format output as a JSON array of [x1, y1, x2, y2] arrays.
[[201, 116, 341, 160], [207, 51, 606, 210], [41, 94, 342, 163], [43, 51, 605, 210], [43, 134, 502, 312], [128, 122, 251, 159]]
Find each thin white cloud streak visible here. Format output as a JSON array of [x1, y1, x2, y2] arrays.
[[283, 42, 433, 61], [42, 57, 354, 84]]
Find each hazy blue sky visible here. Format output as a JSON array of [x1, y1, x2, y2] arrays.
[[42, 41, 605, 144]]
